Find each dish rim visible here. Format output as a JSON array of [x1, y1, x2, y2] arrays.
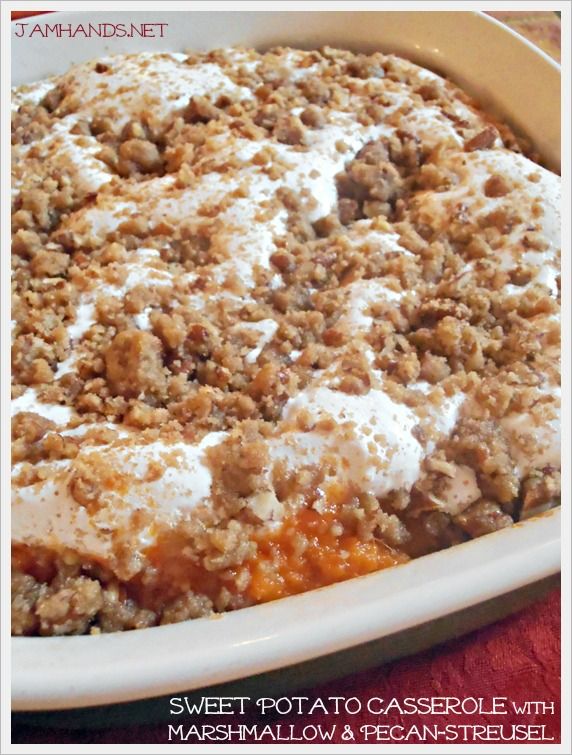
[[12, 511, 561, 711], [10, 8, 561, 712]]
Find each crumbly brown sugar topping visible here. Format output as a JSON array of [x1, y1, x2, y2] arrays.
[[12, 47, 560, 635]]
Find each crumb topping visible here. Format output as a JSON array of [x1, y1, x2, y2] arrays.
[[12, 47, 560, 635]]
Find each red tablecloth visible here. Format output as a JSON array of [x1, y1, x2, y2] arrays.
[[11, 9, 561, 746]]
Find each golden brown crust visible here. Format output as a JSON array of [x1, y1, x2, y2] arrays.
[[11, 46, 560, 635]]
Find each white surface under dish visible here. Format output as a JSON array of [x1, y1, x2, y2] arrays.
[[11, 10, 561, 711]]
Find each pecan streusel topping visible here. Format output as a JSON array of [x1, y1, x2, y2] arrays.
[[12, 47, 560, 635]]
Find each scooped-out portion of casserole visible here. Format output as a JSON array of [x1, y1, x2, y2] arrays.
[[11, 47, 560, 635]]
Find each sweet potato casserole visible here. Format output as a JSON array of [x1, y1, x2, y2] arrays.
[[11, 47, 560, 635]]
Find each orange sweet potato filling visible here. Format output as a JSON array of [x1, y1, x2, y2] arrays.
[[13, 508, 408, 618], [142, 507, 408, 610], [247, 508, 408, 603]]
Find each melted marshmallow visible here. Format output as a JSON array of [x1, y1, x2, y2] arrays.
[[53, 51, 252, 127], [12, 433, 226, 567], [410, 150, 561, 296]]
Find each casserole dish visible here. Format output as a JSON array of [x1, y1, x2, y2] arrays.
[[10, 9, 561, 711]]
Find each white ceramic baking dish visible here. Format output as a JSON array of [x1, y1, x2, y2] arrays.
[[11, 10, 561, 712]]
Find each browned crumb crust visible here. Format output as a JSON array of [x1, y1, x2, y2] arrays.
[[12, 47, 559, 635]]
